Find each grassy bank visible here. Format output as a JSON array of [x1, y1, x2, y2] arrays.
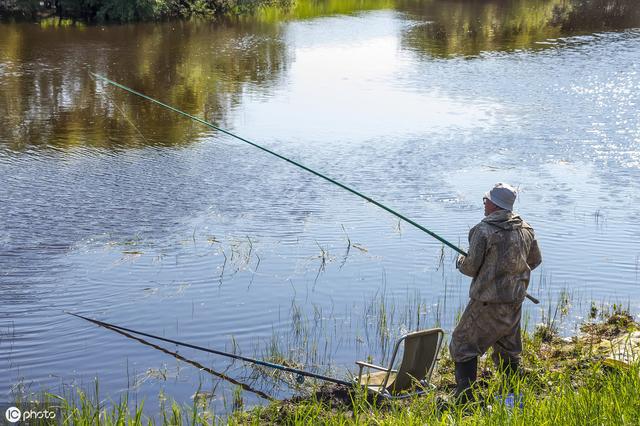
[[16, 306, 640, 425], [231, 307, 640, 425]]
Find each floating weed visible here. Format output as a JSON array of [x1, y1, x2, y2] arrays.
[[130, 364, 178, 389], [229, 334, 239, 355], [351, 243, 368, 253], [122, 250, 144, 255], [339, 224, 351, 269], [315, 241, 329, 270], [313, 240, 333, 285], [436, 244, 445, 272], [175, 282, 190, 296], [247, 251, 261, 289], [559, 288, 572, 317], [245, 235, 254, 261], [207, 235, 262, 287], [113, 233, 145, 246], [218, 249, 228, 286], [594, 208, 604, 224]]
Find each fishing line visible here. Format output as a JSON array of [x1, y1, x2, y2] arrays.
[[89, 72, 539, 305], [90, 73, 149, 143], [68, 312, 352, 387]]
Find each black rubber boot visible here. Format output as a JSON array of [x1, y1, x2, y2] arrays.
[[494, 355, 520, 378], [454, 357, 478, 403], [504, 359, 520, 377]]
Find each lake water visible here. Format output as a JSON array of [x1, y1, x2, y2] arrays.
[[1, 0, 640, 417]]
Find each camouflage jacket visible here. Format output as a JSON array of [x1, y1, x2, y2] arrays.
[[457, 210, 542, 303]]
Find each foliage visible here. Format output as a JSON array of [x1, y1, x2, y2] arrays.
[[0, 0, 290, 21], [55, 0, 156, 21], [33, 360, 640, 425], [231, 364, 640, 425]]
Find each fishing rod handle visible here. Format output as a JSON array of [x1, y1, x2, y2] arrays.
[[525, 294, 540, 304]]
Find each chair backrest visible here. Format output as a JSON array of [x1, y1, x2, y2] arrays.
[[387, 328, 444, 393]]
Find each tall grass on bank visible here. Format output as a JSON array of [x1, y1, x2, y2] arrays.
[[18, 291, 637, 424], [30, 359, 640, 425], [30, 302, 640, 425], [234, 364, 640, 425]]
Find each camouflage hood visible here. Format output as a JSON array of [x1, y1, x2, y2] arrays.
[[482, 210, 531, 231]]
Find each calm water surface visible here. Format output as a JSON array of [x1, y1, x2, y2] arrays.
[[1, 0, 640, 416]]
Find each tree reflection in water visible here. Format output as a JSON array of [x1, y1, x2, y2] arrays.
[[1, 0, 639, 150], [398, 0, 640, 57]]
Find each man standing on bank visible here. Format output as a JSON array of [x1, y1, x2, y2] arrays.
[[450, 183, 542, 401]]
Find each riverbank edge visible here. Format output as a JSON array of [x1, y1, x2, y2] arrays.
[[230, 306, 640, 424], [12, 306, 640, 425]]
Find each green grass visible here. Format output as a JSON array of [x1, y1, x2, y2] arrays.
[[33, 360, 640, 424], [232, 365, 640, 425], [23, 309, 639, 425], [236, 315, 640, 424]]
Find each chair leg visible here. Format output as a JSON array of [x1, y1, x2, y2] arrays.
[[454, 357, 477, 403]]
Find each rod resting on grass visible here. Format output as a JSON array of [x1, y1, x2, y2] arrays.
[[89, 72, 539, 305]]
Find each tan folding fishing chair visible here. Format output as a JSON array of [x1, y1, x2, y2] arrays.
[[355, 328, 444, 399]]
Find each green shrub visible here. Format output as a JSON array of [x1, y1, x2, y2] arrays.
[[0, 0, 283, 21]]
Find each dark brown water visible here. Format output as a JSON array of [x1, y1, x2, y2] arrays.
[[1, 0, 640, 417]]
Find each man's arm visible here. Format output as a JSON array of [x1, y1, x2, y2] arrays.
[[457, 226, 486, 278], [527, 239, 542, 270]]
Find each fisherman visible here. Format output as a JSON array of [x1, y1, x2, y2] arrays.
[[450, 183, 542, 401]]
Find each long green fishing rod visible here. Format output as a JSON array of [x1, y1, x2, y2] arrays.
[[90, 72, 539, 305], [68, 312, 352, 386], [90, 72, 460, 252]]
